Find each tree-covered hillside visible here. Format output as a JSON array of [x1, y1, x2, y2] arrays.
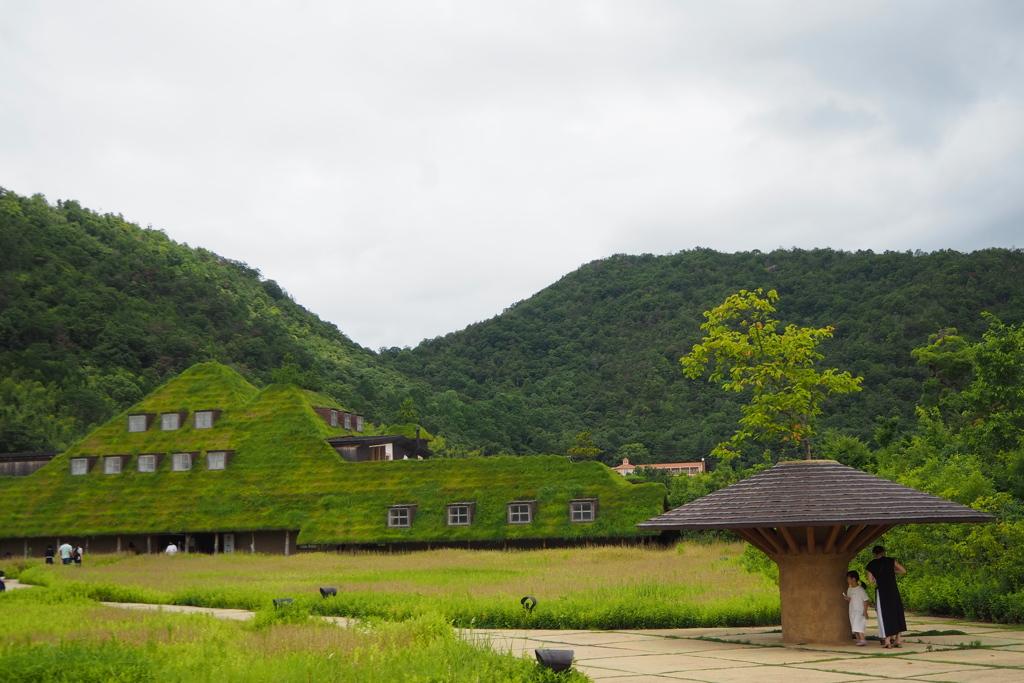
[[0, 188, 414, 451], [387, 248, 1024, 464]]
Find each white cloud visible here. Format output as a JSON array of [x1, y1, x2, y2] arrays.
[[2, 1, 1022, 349]]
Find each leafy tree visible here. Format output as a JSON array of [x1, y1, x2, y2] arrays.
[[566, 431, 603, 461], [396, 397, 419, 424], [618, 442, 651, 466], [681, 289, 863, 461]]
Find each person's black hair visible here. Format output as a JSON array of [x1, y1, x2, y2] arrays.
[[847, 570, 867, 590], [872, 545, 885, 555]]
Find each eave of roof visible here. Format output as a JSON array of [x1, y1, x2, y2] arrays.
[[637, 459, 995, 530]]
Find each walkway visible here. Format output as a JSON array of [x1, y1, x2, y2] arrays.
[[8, 580, 1023, 682]]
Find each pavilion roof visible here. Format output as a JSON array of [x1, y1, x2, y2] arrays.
[[637, 460, 995, 530]]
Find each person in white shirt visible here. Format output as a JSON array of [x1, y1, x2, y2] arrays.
[[165, 543, 178, 556], [844, 570, 870, 646], [58, 542, 73, 565]]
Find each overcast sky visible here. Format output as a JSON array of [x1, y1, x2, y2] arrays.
[[2, 1, 1023, 350]]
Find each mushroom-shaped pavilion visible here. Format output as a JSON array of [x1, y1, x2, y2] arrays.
[[638, 460, 995, 644]]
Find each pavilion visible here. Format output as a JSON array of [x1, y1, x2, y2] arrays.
[[637, 459, 996, 644]]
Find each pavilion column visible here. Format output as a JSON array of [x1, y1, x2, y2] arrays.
[[774, 550, 858, 645]]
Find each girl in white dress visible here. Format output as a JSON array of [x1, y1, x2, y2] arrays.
[[843, 570, 869, 646]]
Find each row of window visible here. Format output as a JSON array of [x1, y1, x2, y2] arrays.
[[127, 411, 219, 433], [385, 499, 597, 528], [325, 409, 363, 432], [69, 451, 232, 475]]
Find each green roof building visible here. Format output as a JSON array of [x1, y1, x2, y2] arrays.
[[0, 363, 665, 557]]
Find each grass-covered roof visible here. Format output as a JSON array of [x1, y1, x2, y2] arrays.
[[0, 363, 665, 544]]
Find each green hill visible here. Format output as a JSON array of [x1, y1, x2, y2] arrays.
[[386, 248, 1024, 464], [0, 188, 415, 452], [0, 363, 665, 544]]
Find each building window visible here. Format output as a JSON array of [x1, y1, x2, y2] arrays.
[[194, 411, 215, 429], [387, 506, 414, 528], [330, 410, 338, 427], [207, 452, 226, 470], [70, 458, 88, 475], [161, 413, 181, 431], [128, 415, 148, 432], [508, 502, 534, 525], [103, 456, 121, 474], [370, 445, 386, 461], [138, 455, 157, 472], [343, 413, 352, 430], [447, 504, 473, 526], [172, 453, 192, 472], [570, 500, 596, 523], [356, 415, 364, 432]]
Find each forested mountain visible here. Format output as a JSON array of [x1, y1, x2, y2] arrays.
[[0, 188, 414, 452], [386, 248, 1024, 464], [4, 186, 1024, 467]]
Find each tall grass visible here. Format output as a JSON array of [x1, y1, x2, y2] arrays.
[[8, 542, 780, 629], [0, 587, 588, 682]]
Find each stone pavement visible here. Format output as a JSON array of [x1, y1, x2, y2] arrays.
[[465, 610, 1024, 682], [10, 580, 1021, 683]]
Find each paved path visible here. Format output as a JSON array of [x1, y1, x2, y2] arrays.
[[14, 583, 1020, 683], [465, 610, 1024, 682]]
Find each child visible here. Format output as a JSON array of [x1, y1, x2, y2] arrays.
[[843, 570, 869, 646]]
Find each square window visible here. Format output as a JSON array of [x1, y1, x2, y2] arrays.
[[571, 500, 595, 523], [194, 411, 214, 429], [138, 455, 157, 472], [161, 413, 180, 431], [388, 507, 411, 528], [343, 413, 352, 430], [172, 453, 192, 472], [330, 410, 338, 427], [103, 457, 121, 474], [70, 458, 88, 475], [447, 505, 472, 526], [207, 452, 226, 470], [508, 503, 533, 524], [128, 415, 148, 432]]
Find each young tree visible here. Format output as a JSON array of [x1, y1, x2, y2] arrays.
[[567, 431, 603, 461], [681, 289, 863, 461]]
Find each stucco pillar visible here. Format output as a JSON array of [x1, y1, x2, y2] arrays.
[[774, 551, 857, 645], [284, 530, 290, 556]]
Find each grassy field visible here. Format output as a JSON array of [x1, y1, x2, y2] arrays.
[[7, 541, 780, 630], [0, 587, 586, 682]]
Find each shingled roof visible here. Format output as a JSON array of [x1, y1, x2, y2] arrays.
[[638, 459, 996, 530]]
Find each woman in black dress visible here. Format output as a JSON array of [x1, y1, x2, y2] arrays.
[[866, 545, 907, 648]]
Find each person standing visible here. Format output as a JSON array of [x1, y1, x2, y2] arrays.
[[165, 542, 178, 556], [866, 545, 908, 648], [73, 545, 83, 566], [45, 546, 54, 564], [843, 570, 870, 646], [58, 541, 73, 565]]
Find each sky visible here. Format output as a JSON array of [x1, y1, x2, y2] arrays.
[[2, 1, 1023, 350]]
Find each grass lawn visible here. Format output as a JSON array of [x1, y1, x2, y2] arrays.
[[8, 541, 780, 629]]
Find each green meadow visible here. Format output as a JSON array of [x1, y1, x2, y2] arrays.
[[0, 587, 586, 683], [5, 542, 779, 630]]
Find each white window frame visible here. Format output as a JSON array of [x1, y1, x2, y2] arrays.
[[194, 411, 214, 429], [447, 504, 472, 526], [138, 454, 157, 473], [356, 415, 364, 432], [70, 458, 88, 475], [508, 502, 533, 525], [207, 452, 226, 470], [330, 410, 338, 427], [128, 415, 148, 433], [343, 413, 352, 430], [161, 413, 180, 431], [570, 500, 596, 523], [387, 506, 412, 528], [103, 456, 121, 474], [172, 452, 192, 472]]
